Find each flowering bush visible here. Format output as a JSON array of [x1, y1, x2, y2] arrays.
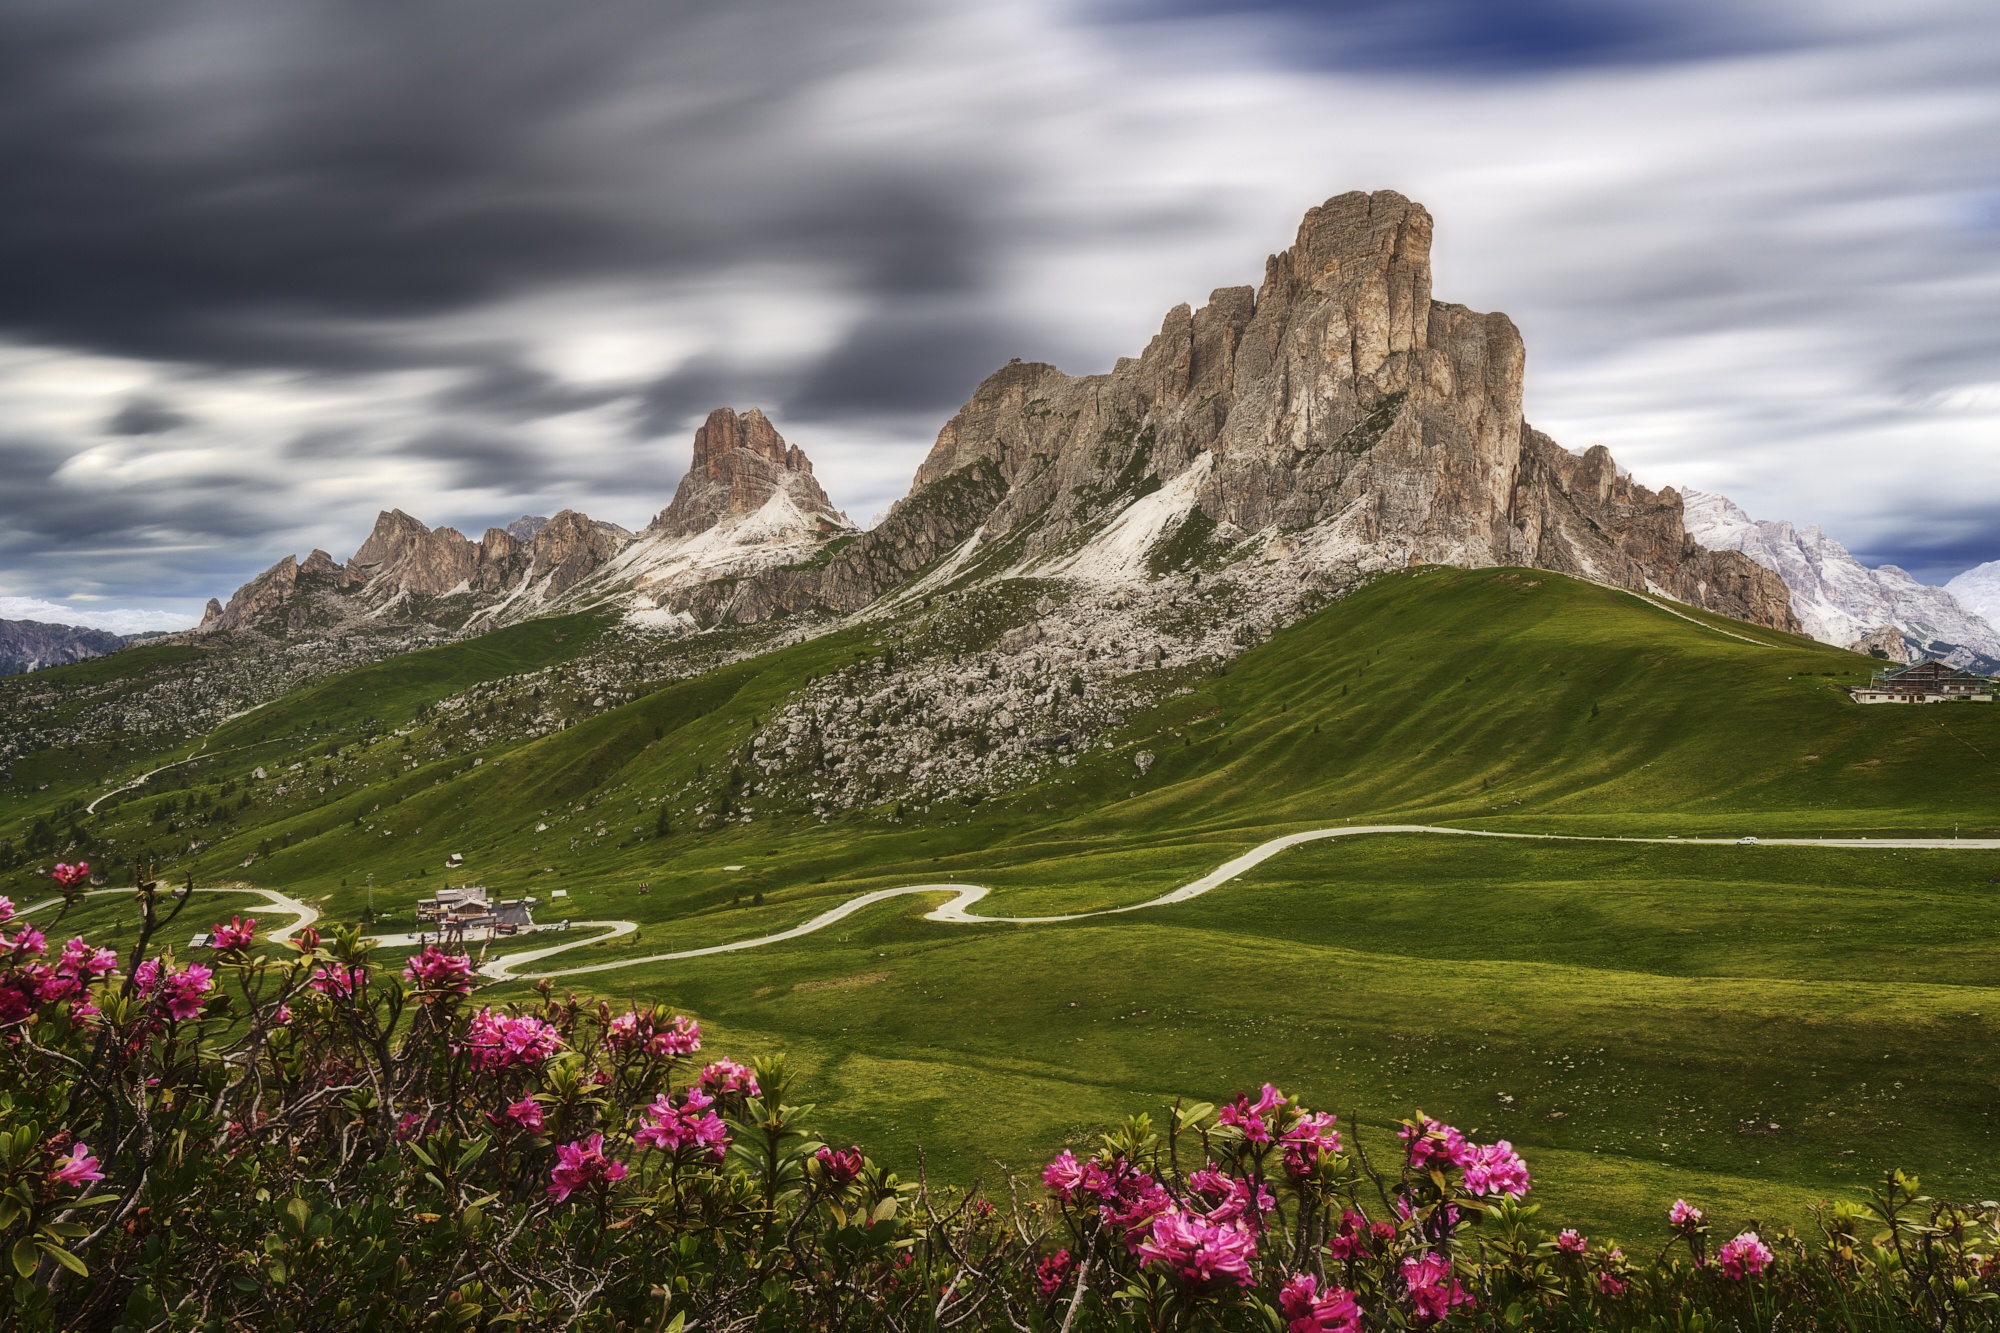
[[2, 862, 1999, 1330]]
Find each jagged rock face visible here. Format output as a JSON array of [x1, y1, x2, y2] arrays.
[[744, 190, 1795, 631], [648, 408, 843, 539], [209, 555, 298, 632], [1849, 624, 1911, 663], [349, 510, 483, 597], [524, 509, 625, 597], [1686, 490, 1999, 669]]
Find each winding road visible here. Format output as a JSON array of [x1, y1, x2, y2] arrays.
[[22, 826, 1995, 983], [472, 824, 2000, 982]]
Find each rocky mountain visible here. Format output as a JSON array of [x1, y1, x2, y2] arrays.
[[0, 619, 130, 676], [1683, 490, 2000, 673], [1945, 560, 2000, 630], [714, 190, 1796, 634], [197, 408, 851, 639]]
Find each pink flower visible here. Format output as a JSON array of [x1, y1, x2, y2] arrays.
[[272, 1005, 291, 1025], [1135, 1209, 1257, 1289], [815, 1145, 864, 1186], [1034, 1248, 1074, 1301], [395, 1111, 427, 1142], [502, 1096, 545, 1133], [1281, 1110, 1342, 1179], [1187, 1167, 1273, 1224], [547, 1133, 627, 1202], [402, 946, 475, 996], [50, 862, 89, 890], [1401, 1253, 1474, 1326], [134, 958, 162, 994], [1556, 1228, 1587, 1255], [209, 916, 255, 950], [1460, 1140, 1531, 1198], [647, 1014, 701, 1060], [1400, 1117, 1472, 1171], [1598, 1273, 1629, 1297], [1718, 1231, 1773, 1280], [1325, 1209, 1374, 1261], [60, 938, 117, 980], [308, 964, 368, 999], [5, 925, 46, 958], [1086, 1161, 1173, 1242], [156, 962, 214, 1020], [0, 897, 13, 923], [1042, 1150, 1086, 1201], [1669, 1199, 1704, 1230], [1279, 1273, 1363, 1333], [605, 1009, 645, 1049], [1218, 1083, 1286, 1144], [698, 1058, 760, 1098], [50, 1142, 104, 1188], [634, 1088, 729, 1163], [460, 1007, 563, 1069]]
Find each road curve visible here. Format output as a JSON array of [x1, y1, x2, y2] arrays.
[[18, 885, 321, 943], [478, 824, 2000, 982]]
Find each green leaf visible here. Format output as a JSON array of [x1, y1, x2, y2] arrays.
[[70, 1194, 119, 1209], [11, 1238, 37, 1278], [39, 1243, 88, 1277]]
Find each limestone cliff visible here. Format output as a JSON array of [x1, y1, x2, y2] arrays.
[[741, 189, 1796, 631]]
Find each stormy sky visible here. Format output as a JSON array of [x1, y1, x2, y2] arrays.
[[2, 0, 1998, 631]]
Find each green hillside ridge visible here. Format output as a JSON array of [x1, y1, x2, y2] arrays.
[[6, 566, 1997, 1242]]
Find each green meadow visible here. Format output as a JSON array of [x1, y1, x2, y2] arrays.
[[8, 567, 1999, 1245]]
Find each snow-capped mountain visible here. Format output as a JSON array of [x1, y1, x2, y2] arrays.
[[1946, 560, 2000, 629], [1684, 490, 2000, 672]]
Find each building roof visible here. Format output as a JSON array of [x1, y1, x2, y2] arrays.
[[1879, 660, 1989, 684]]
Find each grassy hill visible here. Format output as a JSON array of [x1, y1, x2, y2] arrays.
[[8, 567, 1998, 1243]]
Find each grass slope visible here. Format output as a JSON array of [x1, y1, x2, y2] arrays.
[[11, 567, 2000, 1244]]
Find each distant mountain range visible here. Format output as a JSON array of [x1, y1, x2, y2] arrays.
[[0, 619, 135, 676], [1683, 491, 2000, 673]]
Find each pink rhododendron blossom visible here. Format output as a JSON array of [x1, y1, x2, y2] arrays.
[[1279, 1273, 1363, 1333], [635, 1088, 729, 1163], [1461, 1140, 1531, 1198], [1042, 1150, 1085, 1200], [50, 1142, 104, 1187], [1402, 1253, 1474, 1326], [158, 963, 214, 1020], [1325, 1210, 1375, 1261], [209, 917, 255, 950], [1085, 1161, 1173, 1242], [698, 1059, 759, 1097], [491, 1096, 544, 1134], [1034, 1248, 1074, 1300], [1281, 1109, 1342, 1179], [461, 1007, 562, 1069], [309, 964, 367, 999], [605, 1009, 644, 1049], [1670, 1199, 1704, 1229], [1400, 1117, 1472, 1171], [394, 1112, 427, 1142], [0, 897, 13, 923], [1135, 1209, 1257, 1289], [647, 1014, 701, 1059], [815, 1145, 864, 1186], [1217, 1083, 1286, 1143], [273, 1005, 291, 1025], [1556, 1229, 1587, 1255], [1187, 1167, 1273, 1224], [402, 946, 475, 995], [50, 862, 89, 890], [1719, 1232, 1773, 1280], [60, 938, 117, 980], [547, 1133, 627, 1202], [1598, 1272, 1629, 1297], [6, 925, 46, 958]]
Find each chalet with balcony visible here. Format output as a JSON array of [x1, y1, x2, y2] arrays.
[[1851, 660, 1995, 704]]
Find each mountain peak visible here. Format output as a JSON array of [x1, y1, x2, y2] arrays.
[[648, 407, 843, 540]]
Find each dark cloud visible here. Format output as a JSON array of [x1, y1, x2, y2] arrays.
[[105, 396, 193, 436], [1090, 0, 1784, 74]]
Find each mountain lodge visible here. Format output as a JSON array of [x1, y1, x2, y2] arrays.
[[1850, 660, 1995, 704]]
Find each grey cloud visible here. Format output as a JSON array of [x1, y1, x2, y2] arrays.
[[105, 396, 193, 436]]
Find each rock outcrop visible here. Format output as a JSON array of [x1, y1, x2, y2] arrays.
[[1686, 490, 2000, 670], [1945, 559, 2000, 630], [730, 190, 1796, 631], [647, 408, 842, 540]]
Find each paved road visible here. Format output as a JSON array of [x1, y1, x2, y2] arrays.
[[17, 884, 321, 943], [475, 824, 2000, 982]]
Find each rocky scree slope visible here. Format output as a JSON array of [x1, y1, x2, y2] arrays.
[[720, 189, 1797, 638], [1685, 490, 2000, 673]]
